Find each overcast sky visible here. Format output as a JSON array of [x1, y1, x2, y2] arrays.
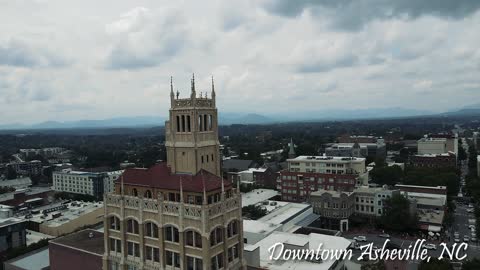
[[1, 0, 480, 124]]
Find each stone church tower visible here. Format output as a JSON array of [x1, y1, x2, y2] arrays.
[[165, 74, 221, 176]]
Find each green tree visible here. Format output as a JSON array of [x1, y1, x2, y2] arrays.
[[380, 193, 417, 232], [242, 205, 267, 220], [370, 165, 404, 186]]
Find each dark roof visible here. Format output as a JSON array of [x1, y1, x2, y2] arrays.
[[118, 163, 231, 192], [222, 159, 255, 171], [51, 229, 104, 255]]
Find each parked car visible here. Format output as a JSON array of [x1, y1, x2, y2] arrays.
[[467, 208, 474, 213], [378, 234, 390, 238], [464, 236, 470, 242], [353, 236, 367, 242], [472, 236, 477, 242], [455, 237, 460, 243], [422, 244, 437, 250]]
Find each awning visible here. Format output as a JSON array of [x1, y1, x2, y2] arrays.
[[428, 225, 442, 232]]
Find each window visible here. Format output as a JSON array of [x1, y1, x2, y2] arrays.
[[228, 244, 240, 262], [109, 238, 121, 253], [211, 253, 224, 270], [132, 188, 138, 196], [210, 227, 224, 246], [182, 115, 186, 132], [176, 115, 180, 132], [185, 230, 202, 248], [198, 115, 203, 131], [144, 190, 152, 198], [145, 222, 159, 238], [165, 225, 179, 242], [127, 241, 140, 257], [187, 115, 191, 132], [109, 216, 120, 230], [227, 220, 238, 238], [166, 250, 180, 268], [126, 219, 139, 234], [187, 256, 203, 270], [145, 246, 160, 262]]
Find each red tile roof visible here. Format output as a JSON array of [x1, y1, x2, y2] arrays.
[[117, 163, 231, 192]]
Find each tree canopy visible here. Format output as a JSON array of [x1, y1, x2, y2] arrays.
[[380, 193, 418, 232]]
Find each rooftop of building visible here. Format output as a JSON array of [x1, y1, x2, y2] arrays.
[[414, 152, 456, 158], [245, 231, 351, 270], [0, 177, 32, 188], [0, 217, 27, 228], [418, 137, 447, 142], [50, 229, 104, 255], [222, 159, 256, 171], [418, 209, 445, 225], [238, 167, 268, 174], [119, 162, 231, 192], [402, 191, 447, 207], [288, 155, 365, 162], [4, 247, 49, 270], [327, 142, 383, 148], [242, 189, 280, 207], [257, 201, 311, 225], [395, 184, 447, 191], [0, 186, 52, 203], [243, 219, 282, 235], [310, 189, 355, 198], [29, 201, 103, 227], [353, 186, 391, 194]]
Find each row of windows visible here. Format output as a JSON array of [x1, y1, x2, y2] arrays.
[[109, 240, 239, 270], [176, 114, 214, 133], [110, 217, 239, 246], [201, 154, 214, 164]]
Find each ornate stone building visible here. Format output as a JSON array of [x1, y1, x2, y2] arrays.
[[103, 75, 245, 270], [166, 75, 221, 177]]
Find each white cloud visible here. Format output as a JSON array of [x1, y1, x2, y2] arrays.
[[0, 0, 479, 124]]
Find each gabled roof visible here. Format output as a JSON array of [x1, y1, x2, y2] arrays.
[[118, 163, 231, 192]]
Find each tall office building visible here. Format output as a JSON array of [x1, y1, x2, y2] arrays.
[[103, 75, 245, 270]]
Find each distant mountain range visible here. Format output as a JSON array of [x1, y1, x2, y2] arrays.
[[1, 104, 480, 130]]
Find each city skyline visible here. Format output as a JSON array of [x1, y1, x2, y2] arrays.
[[1, 0, 480, 125]]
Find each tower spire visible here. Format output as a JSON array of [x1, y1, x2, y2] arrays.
[[191, 73, 196, 99], [211, 75, 216, 106], [288, 138, 296, 159], [170, 76, 175, 105]]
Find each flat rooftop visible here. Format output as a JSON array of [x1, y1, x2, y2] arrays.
[[401, 191, 447, 207], [243, 219, 282, 235], [50, 229, 104, 255], [248, 231, 351, 270], [258, 201, 311, 225], [288, 155, 365, 162], [30, 201, 103, 227], [395, 184, 447, 191], [5, 247, 49, 270], [242, 189, 279, 207]]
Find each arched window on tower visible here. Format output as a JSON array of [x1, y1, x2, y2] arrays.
[[176, 115, 180, 132], [187, 115, 191, 132], [144, 190, 152, 198], [181, 115, 186, 132], [198, 115, 203, 131], [208, 114, 213, 130], [132, 188, 138, 196], [203, 115, 207, 132]]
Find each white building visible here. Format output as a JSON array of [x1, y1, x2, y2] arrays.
[[53, 170, 123, 199], [244, 231, 351, 270], [104, 170, 123, 194], [417, 137, 448, 155]]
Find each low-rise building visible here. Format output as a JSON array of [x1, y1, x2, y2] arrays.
[[395, 184, 447, 196], [232, 167, 277, 188], [0, 177, 32, 189], [49, 229, 104, 270], [3, 246, 49, 270], [325, 141, 386, 160], [417, 137, 448, 155], [244, 231, 351, 270], [309, 190, 354, 231], [410, 152, 456, 169], [279, 155, 368, 202], [0, 218, 27, 255], [53, 170, 122, 199], [7, 161, 42, 176]]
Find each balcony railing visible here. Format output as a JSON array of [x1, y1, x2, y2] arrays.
[[106, 193, 240, 220]]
